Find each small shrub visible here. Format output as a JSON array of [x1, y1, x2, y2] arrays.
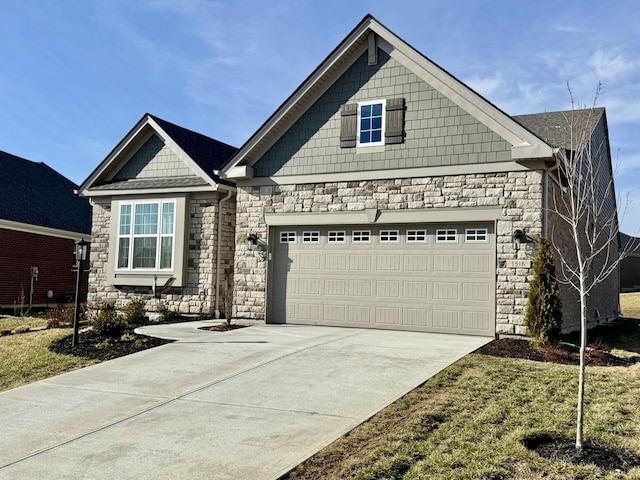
[[95, 339, 112, 349], [122, 297, 147, 325], [45, 306, 75, 329], [120, 333, 136, 342], [156, 302, 181, 321], [12, 325, 31, 334], [525, 238, 562, 345], [134, 338, 147, 348], [92, 302, 128, 337]]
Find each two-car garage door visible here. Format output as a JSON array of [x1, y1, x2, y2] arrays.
[[268, 223, 495, 336]]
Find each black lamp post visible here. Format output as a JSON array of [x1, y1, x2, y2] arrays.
[[72, 238, 88, 348]]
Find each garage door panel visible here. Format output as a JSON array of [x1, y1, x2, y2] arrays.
[[348, 279, 373, 297], [433, 309, 460, 329], [324, 279, 348, 296], [325, 254, 348, 270], [404, 254, 429, 272], [375, 306, 401, 325], [376, 280, 401, 298], [348, 305, 372, 324], [269, 224, 495, 336], [403, 281, 429, 299]]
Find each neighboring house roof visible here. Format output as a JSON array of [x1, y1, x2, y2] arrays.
[[514, 108, 605, 151], [0, 150, 92, 235], [222, 14, 554, 179], [78, 114, 237, 196]]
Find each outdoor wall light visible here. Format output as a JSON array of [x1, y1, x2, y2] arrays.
[[513, 229, 527, 251], [75, 238, 88, 263], [247, 233, 259, 250]]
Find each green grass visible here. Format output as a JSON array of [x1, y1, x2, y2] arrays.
[[0, 318, 98, 392], [285, 295, 640, 480]]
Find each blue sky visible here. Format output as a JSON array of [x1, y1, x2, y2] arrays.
[[2, 0, 639, 232]]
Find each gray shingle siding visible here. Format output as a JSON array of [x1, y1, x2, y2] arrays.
[[253, 50, 511, 177], [114, 134, 194, 180]]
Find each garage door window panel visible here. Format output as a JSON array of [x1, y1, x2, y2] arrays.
[[465, 228, 488, 242], [353, 230, 371, 243], [280, 231, 297, 243], [407, 229, 427, 242], [380, 230, 400, 243], [436, 229, 458, 243], [302, 231, 320, 243], [328, 231, 346, 243]]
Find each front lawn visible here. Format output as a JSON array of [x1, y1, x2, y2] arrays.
[[284, 294, 640, 479], [0, 318, 99, 391]]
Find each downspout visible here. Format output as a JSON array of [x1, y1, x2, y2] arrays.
[[214, 189, 233, 319]]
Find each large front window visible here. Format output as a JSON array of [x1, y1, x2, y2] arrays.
[[117, 201, 175, 270]]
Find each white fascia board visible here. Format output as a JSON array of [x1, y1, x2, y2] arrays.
[[235, 161, 535, 187], [374, 31, 553, 159], [226, 165, 254, 180], [81, 184, 221, 198], [264, 206, 502, 227], [0, 219, 91, 241]]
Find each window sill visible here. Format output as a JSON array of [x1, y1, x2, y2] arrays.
[[110, 271, 183, 288], [356, 145, 385, 154]]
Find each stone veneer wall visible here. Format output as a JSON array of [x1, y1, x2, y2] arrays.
[[88, 193, 236, 315], [233, 170, 544, 335]]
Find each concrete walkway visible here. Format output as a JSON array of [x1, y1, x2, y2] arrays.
[[0, 323, 491, 479]]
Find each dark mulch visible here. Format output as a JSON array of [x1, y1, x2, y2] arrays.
[[476, 338, 634, 367], [200, 323, 247, 332], [523, 434, 640, 473], [50, 326, 173, 361]]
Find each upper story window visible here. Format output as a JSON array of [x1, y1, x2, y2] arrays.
[[357, 100, 385, 146], [117, 201, 175, 270]]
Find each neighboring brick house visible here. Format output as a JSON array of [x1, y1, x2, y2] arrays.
[[78, 114, 237, 316], [0, 150, 92, 308], [222, 15, 620, 336]]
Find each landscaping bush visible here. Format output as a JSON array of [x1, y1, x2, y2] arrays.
[[156, 302, 181, 321], [45, 306, 75, 329], [122, 297, 147, 324], [525, 238, 562, 345], [92, 302, 128, 337]]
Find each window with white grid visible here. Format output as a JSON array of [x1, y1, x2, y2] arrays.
[[465, 228, 488, 242], [436, 229, 457, 243], [380, 230, 399, 243], [328, 231, 346, 243], [302, 231, 320, 243], [280, 231, 296, 243], [406, 229, 427, 242], [352, 230, 371, 243]]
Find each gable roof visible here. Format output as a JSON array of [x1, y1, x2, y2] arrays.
[[0, 150, 92, 235], [514, 108, 605, 151], [222, 14, 554, 179], [79, 114, 237, 196]]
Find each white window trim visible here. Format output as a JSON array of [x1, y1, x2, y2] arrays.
[[406, 229, 427, 242], [352, 230, 371, 243], [436, 229, 458, 243], [380, 229, 400, 243], [108, 196, 187, 288], [116, 200, 176, 272], [302, 231, 320, 243], [465, 228, 489, 243], [356, 99, 386, 148], [280, 231, 297, 243], [328, 231, 346, 243]]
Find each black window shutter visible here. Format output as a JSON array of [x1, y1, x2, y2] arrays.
[[340, 103, 357, 148], [385, 98, 405, 144]]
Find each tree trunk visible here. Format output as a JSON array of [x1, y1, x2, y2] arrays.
[[576, 284, 587, 451]]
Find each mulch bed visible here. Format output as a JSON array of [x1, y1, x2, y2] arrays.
[[200, 323, 247, 332], [522, 434, 640, 473], [50, 327, 173, 361], [476, 338, 634, 367]]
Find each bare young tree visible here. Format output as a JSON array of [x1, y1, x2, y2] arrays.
[[548, 83, 636, 451]]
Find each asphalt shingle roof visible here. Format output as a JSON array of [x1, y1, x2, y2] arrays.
[[0, 150, 92, 234], [514, 108, 605, 150], [148, 114, 237, 185]]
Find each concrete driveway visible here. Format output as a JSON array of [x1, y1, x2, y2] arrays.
[[0, 323, 491, 479]]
